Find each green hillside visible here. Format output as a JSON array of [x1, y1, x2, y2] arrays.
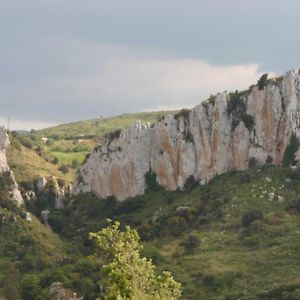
[[11, 165, 300, 300], [4, 111, 300, 299], [37, 111, 174, 138], [6, 134, 73, 184]]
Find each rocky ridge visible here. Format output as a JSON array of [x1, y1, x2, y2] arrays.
[[0, 126, 23, 206], [74, 70, 300, 200]]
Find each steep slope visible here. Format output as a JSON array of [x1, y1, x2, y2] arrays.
[[51, 165, 300, 299], [74, 70, 300, 200], [6, 134, 73, 184], [0, 127, 23, 206]]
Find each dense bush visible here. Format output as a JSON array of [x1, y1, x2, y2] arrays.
[[257, 73, 268, 90], [174, 109, 191, 121], [248, 157, 259, 169], [59, 164, 69, 174], [115, 197, 145, 214], [183, 175, 199, 193], [181, 235, 201, 254], [283, 133, 300, 166], [145, 170, 160, 191], [241, 209, 264, 227]]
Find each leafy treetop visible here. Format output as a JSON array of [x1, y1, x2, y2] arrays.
[[90, 221, 182, 300]]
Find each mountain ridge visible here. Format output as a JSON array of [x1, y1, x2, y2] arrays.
[[74, 70, 300, 200]]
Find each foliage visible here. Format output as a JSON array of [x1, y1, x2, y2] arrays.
[[105, 129, 122, 142], [59, 164, 69, 174], [181, 235, 201, 255], [241, 209, 264, 227], [283, 133, 300, 166], [4, 165, 300, 299], [90, 221, 182, 300], [257, 73, 268, 90], [183, 176, 199, 193], [174, 109, 191, 121], [227, 91, 255, 131], [145, 170, 161, 191]]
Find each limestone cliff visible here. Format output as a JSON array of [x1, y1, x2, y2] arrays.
[[74, 70, 300, 201], [0, 126, 23, 206]]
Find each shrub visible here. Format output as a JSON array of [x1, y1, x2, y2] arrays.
[[266, 155, 273, 164], [283, 133, 300, 166], [20, 274, 42, 300], [165, 216, 188, 236], [248, 157, 259, 169], [174, 109, 191, 121], [145, 169, 160, 191], [116, 197, 144, 214], [241, 209, 264, 227], [227, 91, 245, 115], [181, 235, 201, 254], [18, 136, 34, 149], [71, 159, 80, 168], [257, 73, 268, 90], [183, 175, 198, 192], [59, 164, 69, 174], [104, 129, 121, 142]]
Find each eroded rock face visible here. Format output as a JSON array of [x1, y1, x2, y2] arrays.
[[35, 176, 69, 210], [49, 282, 83, 300], [0, 126, 23, 206], [74, 70, 300, 201]]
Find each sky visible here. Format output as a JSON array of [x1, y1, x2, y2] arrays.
[[1, 0, 300, 130]]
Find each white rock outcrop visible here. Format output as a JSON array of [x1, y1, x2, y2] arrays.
[[74, 70, 300, 201], [0, 126, 23, 206]]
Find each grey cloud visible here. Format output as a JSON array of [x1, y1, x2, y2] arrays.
[[0, 0, 300, 129]]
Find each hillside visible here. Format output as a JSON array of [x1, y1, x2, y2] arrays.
[[24, 165, 300, 299], [6, 134, 73, 184], [7, 111, 175, 186], [3, 72, 300, 299]]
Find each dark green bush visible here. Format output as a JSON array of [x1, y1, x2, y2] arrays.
[[283, 133, 300, 166], [183, 175, 198, 192], [257, 73, 268, 90], [181, 234, 201, 254], [116, 197, 144, 214], [145, 170, 160, 191], [59, 164, 69, 174], [241, 209, 264, 227], [174, 109, 191, 121]]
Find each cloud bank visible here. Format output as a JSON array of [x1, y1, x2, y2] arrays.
[[1, 41, 272, 130]]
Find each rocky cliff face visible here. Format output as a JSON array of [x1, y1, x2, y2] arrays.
[[74, 70, 300, 201], [0, 126, 23, 206]]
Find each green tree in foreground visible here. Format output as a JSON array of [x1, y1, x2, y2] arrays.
[[90, 221, 182, 300]]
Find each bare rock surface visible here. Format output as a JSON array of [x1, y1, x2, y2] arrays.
[[0, 126, 23, 206], [74, 70, 300, 201]]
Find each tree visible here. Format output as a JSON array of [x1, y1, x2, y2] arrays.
[[90, 221, 182, 300]]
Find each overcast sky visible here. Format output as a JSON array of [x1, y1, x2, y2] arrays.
[[1, 0, 300, 129]]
